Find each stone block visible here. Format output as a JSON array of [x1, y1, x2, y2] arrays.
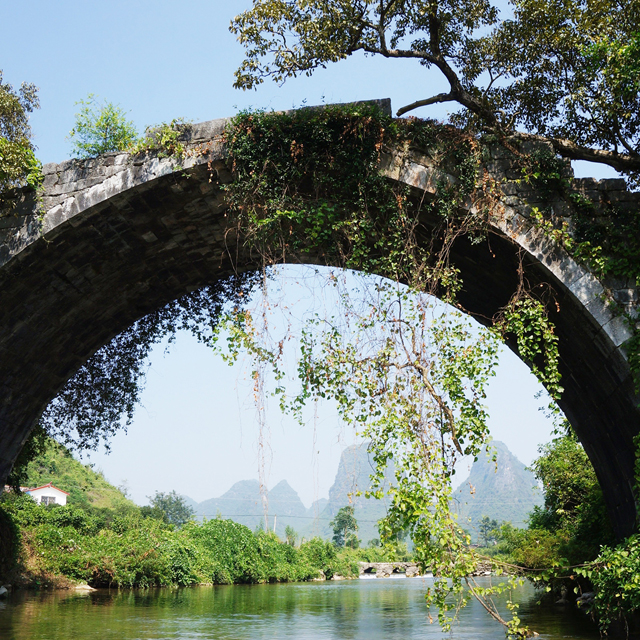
[[614, 288, 638, 305], [482, 160, 505, 175], [405, 565, 420, 578], [499, 182, 519, 196], [540, 248, 586, 287], [601, 315, 633, 348], [42, 173, 59, 189], [142, 231, 158, 243], [607, 191, 634, 204], [568, 273, 605, 306], [0, 215, 27, 231], [521, 223, 549, 252], [574, 177, 599, 189], [399, 161, 455, 193], [560, 159, 574, 178], [41, 206, 64, 237], [42, 163, 59, 175], [576, 189, 601, 201], [498, 209, 528, 237], [518, 139, 554, 155], [486, 144, 515, 160], [187, 118, 230, 143], [502, 195, 521, 206], [585, 297, 615, 328], [598, 178, 627, 191]]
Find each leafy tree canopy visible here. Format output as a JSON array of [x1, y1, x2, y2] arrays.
[[0, 70, 41, 201], [528, 432, 615, 558], [330, 505, 360, 548], [69, 94, 138, 158], [284, 524, 298, 546], [231, 0, 640, 177], [478, 516, 499, 547], [145, 490, 194, 527]]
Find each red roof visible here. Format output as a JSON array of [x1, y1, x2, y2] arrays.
[[3, 485, 30, 492], [26, 482, 70, 495]]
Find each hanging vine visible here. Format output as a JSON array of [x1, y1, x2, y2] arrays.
[[522, 149, 640, 391], [217, 103, 571, 637]]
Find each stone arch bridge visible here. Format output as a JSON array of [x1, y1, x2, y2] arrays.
[[1, 100, 638, 537]]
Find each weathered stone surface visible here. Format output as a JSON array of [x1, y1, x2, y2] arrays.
[[470, 561, 504, 577], [358, 560, 500, 577], [0, 103, 638, 540], [358, 562, 421, 577]]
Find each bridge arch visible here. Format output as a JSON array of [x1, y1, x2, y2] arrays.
[[0, 108, 638, 538]]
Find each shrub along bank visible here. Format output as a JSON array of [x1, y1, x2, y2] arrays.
[[472, 434, 640, 635], [0, 492, 401, 589]]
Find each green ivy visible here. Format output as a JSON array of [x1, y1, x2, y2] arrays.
[[224, 105, 562, 410], [520, 147, 571, 197], [223, 105, 488, 296], [576, 534, 640, 634], [221, 105, 575, 637], [528, 168, 640, 391], [499, 296, 562, 400], [131, 118, 192, 159]]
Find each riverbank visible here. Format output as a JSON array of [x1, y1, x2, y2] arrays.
[[0, 492, 409, 590]]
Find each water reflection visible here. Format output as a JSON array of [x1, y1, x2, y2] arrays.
[[0, 578, 600, 640]]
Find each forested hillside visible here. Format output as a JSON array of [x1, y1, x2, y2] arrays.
[[20, 439, 136, 512]]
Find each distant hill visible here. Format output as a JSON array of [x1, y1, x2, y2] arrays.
[[21, 439, 137, 512], [307, 497, 328, 519], [190, 443, 391, 543], [195, 478, 307, 538], [184, 440, 541, 546], [453, 440, 543, 538], [270, 479, 308, 528], [196, 479, 264, 528], [302, 443, 392, 545]]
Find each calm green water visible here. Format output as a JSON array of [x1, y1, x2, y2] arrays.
[[0, 577, 599, 640]]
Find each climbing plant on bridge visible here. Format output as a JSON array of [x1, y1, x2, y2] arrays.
[[216, 101, 640, 635], [231, 0, 640, 181], [215, 102, 568, 637], [223, 103, 563, 397]]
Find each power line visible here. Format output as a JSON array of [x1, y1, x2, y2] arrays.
[[196, 513, 383, 522]]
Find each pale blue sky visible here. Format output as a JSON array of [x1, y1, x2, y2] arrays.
[[2, 1, 617, 506]]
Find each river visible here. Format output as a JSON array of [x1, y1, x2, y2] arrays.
[[0, 576, 599, 639]]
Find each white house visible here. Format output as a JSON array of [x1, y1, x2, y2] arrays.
[[25, 483, 69, 506]]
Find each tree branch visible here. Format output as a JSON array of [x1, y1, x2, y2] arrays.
[[396, 93, 457, 116], [412, 360, 463, 455], [512, 132, 640, 173], [612, 115, 636, 156], [367, 44, 501, 128]]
